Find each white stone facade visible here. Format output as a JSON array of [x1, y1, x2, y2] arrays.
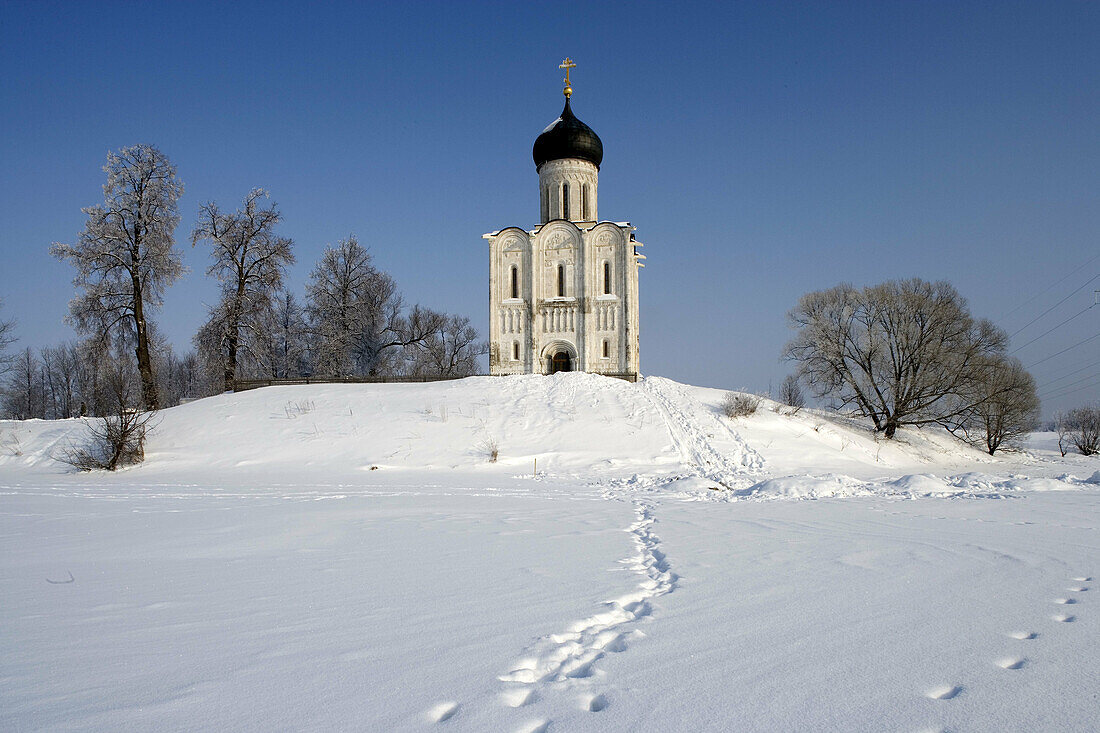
[[484, 157, 643, 378]]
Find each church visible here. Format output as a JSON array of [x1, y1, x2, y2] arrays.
[[484, 60, 644, 380]]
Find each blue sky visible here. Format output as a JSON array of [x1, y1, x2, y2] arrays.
[[1, 1, 1097, 414]]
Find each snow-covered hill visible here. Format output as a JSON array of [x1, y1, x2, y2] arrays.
[[2, 373, 1096, 497], [2, 374, 1098, 731]]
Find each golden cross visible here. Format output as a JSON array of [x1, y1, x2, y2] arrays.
[[559, 57, 576, 97]]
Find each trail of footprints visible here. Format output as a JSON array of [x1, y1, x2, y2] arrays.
[[924, 574, 1091, 705], [427, 499, 677, 729]]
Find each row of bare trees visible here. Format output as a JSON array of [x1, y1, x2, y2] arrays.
[[784, 279, 1041, 454], [28, 143, 484, 417], [1, 336, 200, 421]]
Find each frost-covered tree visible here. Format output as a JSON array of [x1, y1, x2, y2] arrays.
[[51, 144, 185, 410], [256, 290, 309, 378], [306, 236, 444, 377], [157, 346, 205, 406], [41, 342, 82, 419], [191, 189, 294, 390], [784, 279, 1008, 438]]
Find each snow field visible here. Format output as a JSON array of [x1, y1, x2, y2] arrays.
[[2, 373, 1098, 730]]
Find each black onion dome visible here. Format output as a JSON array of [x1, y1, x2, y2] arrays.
[[532, 98, 603, 171]]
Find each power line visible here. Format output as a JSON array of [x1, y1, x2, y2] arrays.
[[1027, 332, 1100, 369], [1041, 375, 1100, 403], [1008, 272, 1100, 338], [1037, 358, 1100, 390], [1038, 372, 1098, 398], [998, 250, 1100, 323], [1011, 303, 1097, 354]]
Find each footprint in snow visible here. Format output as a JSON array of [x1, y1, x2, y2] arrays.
[[1052, 613, 1076, 623], [500, 688, 536, 708], [1068, 586, 1089, 592], [1053, 598, 1077, 605], [427, 702, 459, 723], [1072, 576, 1092, 582], [1008, 631, 1038, 640], [515, 719, 550, 733], [926, 685, 963, 700], [585, 693, 609, 712], [996, 657, 1026, 670]]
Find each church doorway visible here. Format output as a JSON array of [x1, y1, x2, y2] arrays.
[[550, 351, 572, 373]]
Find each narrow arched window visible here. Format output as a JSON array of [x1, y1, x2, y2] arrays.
[[602, 339, 610, 358], [513, 341, 520, 360], [582, 185, 589, 220], [557, 264, 565, 297], [603, 261, 611, 295], [562, 182, 570, 219], [510, 265, 518, 299]]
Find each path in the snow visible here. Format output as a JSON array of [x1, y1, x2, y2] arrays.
[[638, 376, 765, 491], [423, 497, 677, 731]]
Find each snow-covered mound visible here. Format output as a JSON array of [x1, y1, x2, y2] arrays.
[[2, 373, 1096, 499]]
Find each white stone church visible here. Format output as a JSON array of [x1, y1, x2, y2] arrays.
[[484, 62, 644, 380]]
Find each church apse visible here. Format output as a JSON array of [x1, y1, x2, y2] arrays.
[[484, 59, 643, 380]]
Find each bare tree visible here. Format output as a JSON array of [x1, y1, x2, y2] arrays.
[[406, 313, 486, 377], [1054, 411, 1071, 457], [51, 144, 185, 409], [256, 290, 309, 378], [306, 236, 445, 377], [3, 348, 44, 419], [950, 356, 1039, 454], [157, 345, 207, 406], [41, 343, 82, 419], [191, 189, 294, 390], [778, 374, 805, 412], [0, 298, 15, 378], [1064, 406, 1100, 456], [784, 279, 1007, 438]]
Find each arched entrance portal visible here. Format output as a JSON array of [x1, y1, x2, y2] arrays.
[[550, 351, 572, 373], [541, 341, 577, 375]]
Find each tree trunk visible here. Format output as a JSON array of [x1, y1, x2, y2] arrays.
[[884, 419, 898, 439], [132, 274, 159, 410], [224, 281, 246, 392]]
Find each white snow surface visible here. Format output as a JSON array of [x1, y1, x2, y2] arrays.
[[2, 373, 1098, 731]]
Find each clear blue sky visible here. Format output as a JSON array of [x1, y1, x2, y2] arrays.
[[1, 0, 1097, 415]]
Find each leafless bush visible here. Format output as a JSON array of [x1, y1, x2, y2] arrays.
[[1, 429, 22, 456], [58, 408, 155, 471], [722, 392, 761, 418], [1065, 406, 1100, 456], [478, 436, 499, 463], [56, 354, 155, 471]]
